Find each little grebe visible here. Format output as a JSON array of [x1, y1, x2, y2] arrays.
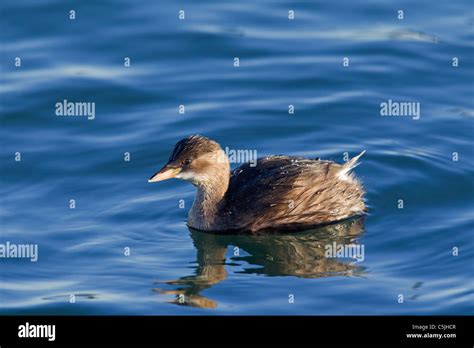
[[149, 135, 366, 233]]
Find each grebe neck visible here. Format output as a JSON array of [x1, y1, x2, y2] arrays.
[[188, 154, 230, 230]]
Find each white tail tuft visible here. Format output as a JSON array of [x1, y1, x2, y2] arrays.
[[337, 150, 366, 182]]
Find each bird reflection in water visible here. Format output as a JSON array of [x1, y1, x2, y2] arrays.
[[153, 217, 365, 308]]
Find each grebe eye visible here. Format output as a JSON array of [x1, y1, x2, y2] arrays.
[[183, 158, 192, 166]]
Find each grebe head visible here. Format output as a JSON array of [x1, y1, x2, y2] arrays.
[[148, 135, 229, 187]]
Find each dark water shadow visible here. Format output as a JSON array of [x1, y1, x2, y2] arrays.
[[153, 217, 366, 308]]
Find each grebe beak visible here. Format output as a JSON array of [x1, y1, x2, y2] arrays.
[[148, 164, 182, 183]]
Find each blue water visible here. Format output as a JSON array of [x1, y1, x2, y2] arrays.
[[1, 0, 473, 315]]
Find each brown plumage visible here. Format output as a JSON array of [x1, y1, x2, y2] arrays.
[[149, 135, 366, 233]]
